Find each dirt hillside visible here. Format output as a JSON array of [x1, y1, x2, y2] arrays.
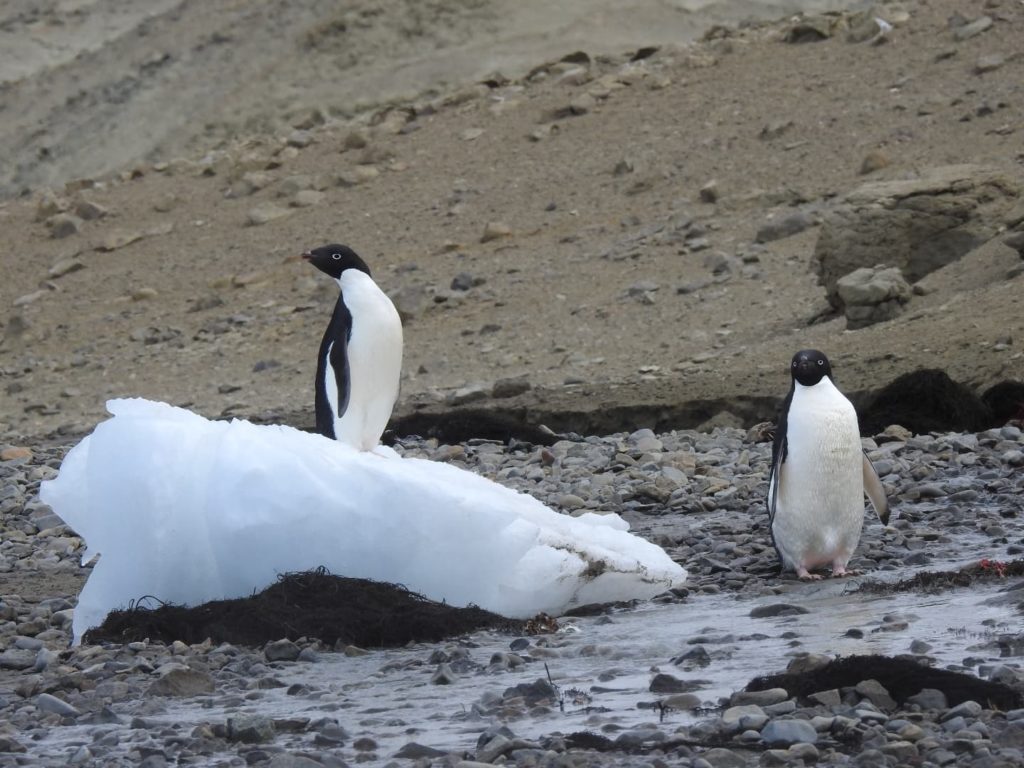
[[1, 0, 1022, 441]]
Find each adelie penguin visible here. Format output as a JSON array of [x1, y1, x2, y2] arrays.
[[767, 349, 890, 579], [303, 244, 403, 451]]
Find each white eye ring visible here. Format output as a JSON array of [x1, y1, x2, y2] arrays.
[[818, 360, 824, 365], [331, 252, 342, 260]]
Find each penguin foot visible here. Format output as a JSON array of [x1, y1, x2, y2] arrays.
[[796, 567, 823, 581], [830, 567, 862, 578]]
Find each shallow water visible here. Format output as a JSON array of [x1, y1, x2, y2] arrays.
[[37, 566, 1015, 764]]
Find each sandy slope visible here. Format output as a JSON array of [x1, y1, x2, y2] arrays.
[[0, 0, 1022, 439]]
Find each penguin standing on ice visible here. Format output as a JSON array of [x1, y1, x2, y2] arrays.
[[303, 244, 403, 451], [767, 349, 889, 579]]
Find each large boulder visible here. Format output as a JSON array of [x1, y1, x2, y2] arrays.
[[814, 165, 1021, 307], [835, 265, 911, 329]]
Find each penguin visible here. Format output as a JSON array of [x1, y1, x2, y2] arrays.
[[767, 349, 889, 579], [303, 244, 403, 451]]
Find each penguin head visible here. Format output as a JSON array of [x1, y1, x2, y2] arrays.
[[790, 349, 832, 387], [302, 244, 372, 280]]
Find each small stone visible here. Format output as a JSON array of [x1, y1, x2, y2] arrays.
[[35, 692, 80, 718], [855, 679, 897, 710], [755, 211, 814, 242], [860, 150, 891, 175], [74, 199, 108, 220], [952, 16, 992, 41], [131, 287, 158, 301], [569, 92, 597, 114], [292, 189, 325, 207], [663, 693, 701, 710], [342, 129, 369, 150], [722, 704, 769, 733], [228, 715, 276, 743], [49, 257, 86, 279], [942, 700, 982, 721], [702, 747, 747, 768], [650, 673, 696, 693], [558, 494, 586, 510], [265, 639, 301, 662], [431, 663, 457, 684], [975, 54, 1004, 74], [732, 688, 790, 707], [1, 447, 32, 462], [907, 688, 948, 710], [147, 666, 215, 696], [287, 130, 314, 148], [761, 719, 817, 746], [699, 180, 719, 203], [48, 213, 84, 239], [750, 603, 809, 618], [492, 377, 531, 399], [247, 204, 292, 226], [98, 229, 144, 251], [481, 222, 512, 243]]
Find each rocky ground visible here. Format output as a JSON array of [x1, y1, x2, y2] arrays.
[[1, 0, 1023, 441], [2, 420, 1024, 766], [2, 0, 1024, 766]]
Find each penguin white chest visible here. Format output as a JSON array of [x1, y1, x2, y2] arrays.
[[331, 271, 403, 451], [772, 379, 865, 573]]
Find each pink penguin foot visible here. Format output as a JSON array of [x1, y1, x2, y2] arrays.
[[796, 567, 823, 581]]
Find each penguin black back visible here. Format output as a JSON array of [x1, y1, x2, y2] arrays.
[[303, 244, 372, 439]]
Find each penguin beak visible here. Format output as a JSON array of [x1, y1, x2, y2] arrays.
[[300, 251, 313, 261]]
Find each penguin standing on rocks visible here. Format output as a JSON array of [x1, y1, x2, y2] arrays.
[[767, 349, 889, 579], [303, 244, 403, 451]]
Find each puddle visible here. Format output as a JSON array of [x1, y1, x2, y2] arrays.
[[58, 569, 1010, 763]]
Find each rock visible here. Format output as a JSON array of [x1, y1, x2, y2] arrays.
[[74, 199, 108, 220], [35, 692, 80, 718], [855, 679, 897, 710], [131, 287, 158, 301], [336, 166, 379, 186], [431, 663, 458, 684], [755, 210, 815, 242], [394, 742, 448, 759], [860, 150, 891, 175], [286, 130, 314, 148], [1004, 231, 1024, 256], [1, 447, 32, 461], [342, 129, 369, 150], [722, 704, 769, 732], [49, 257, 86, 279], [228, 714, 275, 743], [835, 265, 911, 328], [36, 189, 70, 220], [784, 16, 836, 43], [663, 693, 701, 710], [265, 639, 301, 662], [761, 719, 817, 746], [291, 189, 325, 207], [731, 688, 790, 707], [390, 285, 426, 322], [699, 180, 719, 203], [649, 673, 697, 693], [98, 229, 143, 251], [702, 747, 747, 768], [975, 54, 1004, 74], [147, 666, 216, 696], [492, 377, 531, 399], [942, 700, 982, 721], [952, 16, 992, 41], [750, 603, 809, 618], [906, 688, 948, 710], [813, 165, 1021, 306], [247, 204, 292, 226], [48, 213, 83, 239], [481, 222, 512, 243]]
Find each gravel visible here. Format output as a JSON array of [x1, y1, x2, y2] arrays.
[[0, 420, 1022, 766]]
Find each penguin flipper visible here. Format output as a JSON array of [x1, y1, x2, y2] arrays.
[[328, 333, 352, 421], [767, 436, 785, 524], [862, 452, 890, 525]]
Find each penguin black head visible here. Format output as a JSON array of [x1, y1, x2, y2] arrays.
[[790, 349, 832, 387], [302, 244, 371, 280]]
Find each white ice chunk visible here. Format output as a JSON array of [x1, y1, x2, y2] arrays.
[[41, 399, 687, 644]]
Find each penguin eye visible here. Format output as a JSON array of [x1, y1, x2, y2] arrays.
[[331, 253, 342, 260], [817, 360, 824, 365]]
